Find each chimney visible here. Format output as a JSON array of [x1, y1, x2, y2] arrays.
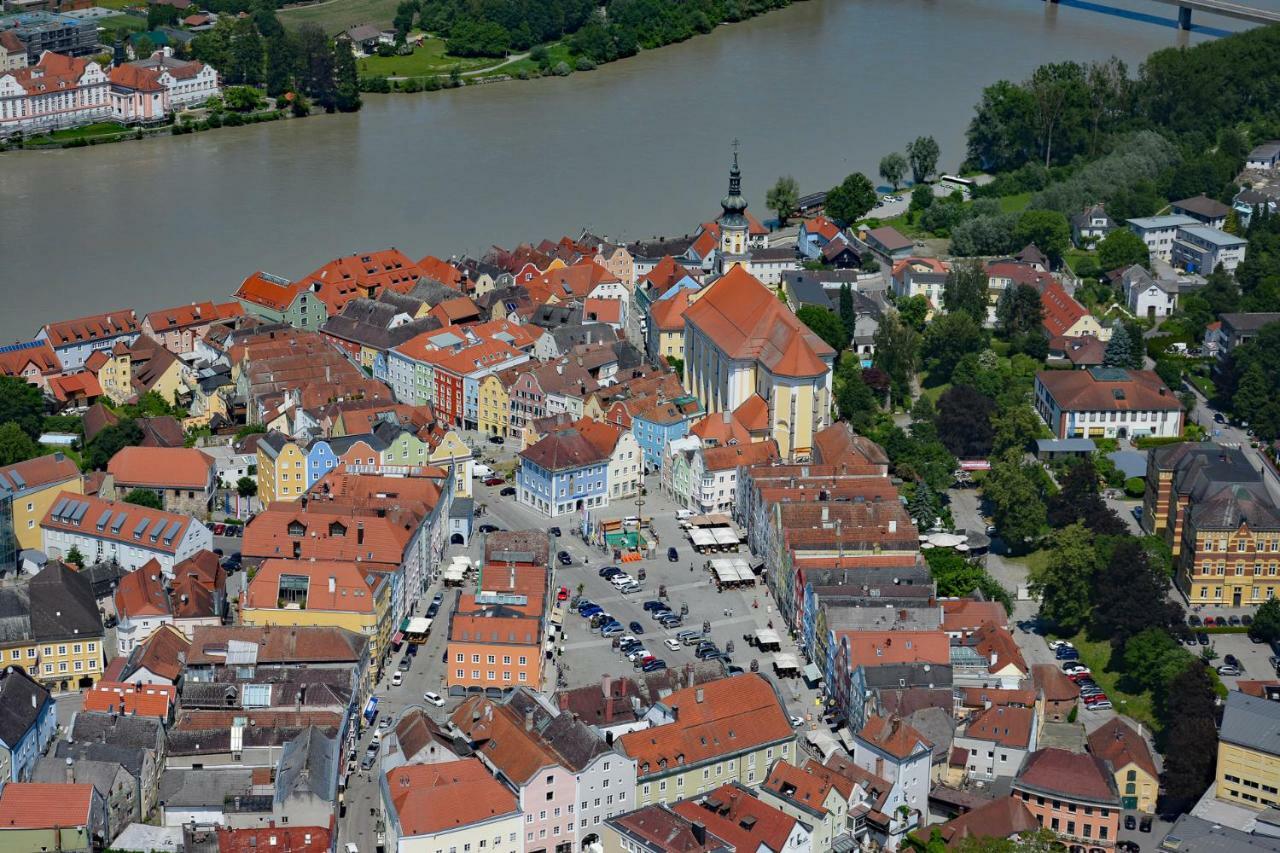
[[525, 708, 535, 732], [691, 821, 707, 845], [64, 757, 73, 784], [695, 688, 704, 704], [357, 523, 364, 545]]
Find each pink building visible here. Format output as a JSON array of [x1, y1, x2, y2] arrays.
[[108, 63, 168, 124], [0, 51, 110, 137]]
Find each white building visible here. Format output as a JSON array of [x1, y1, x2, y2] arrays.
[[952, 705, 1038, 783], [1246, 141, 1280, 171], [850, 715, 933, 849], [1126, 215, 1199, 262], [40, 492, 212, 576], [1120, 265, 1177, 320], [0, 51, 109, 137], [129, 49, 220, 108], [1034, 368, 1184, 440], [381, 759, 523, 853]]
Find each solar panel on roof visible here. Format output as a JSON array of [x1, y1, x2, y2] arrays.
[[0, 473, 10, 491], [133, 518, 149, 538], [110, 512, 127, 533], [8, 470, 25, 489], [148, 518, 166, 540], [51, 497, 69, 520], [95, 509, 112, 530], [70, 501, 89, 523], [162, 520, 181, 544]]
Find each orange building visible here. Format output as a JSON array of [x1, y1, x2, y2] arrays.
[[1013, 748, 1121, 848]]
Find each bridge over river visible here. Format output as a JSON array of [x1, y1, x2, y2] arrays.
[[1050, 0, 1280, 28]]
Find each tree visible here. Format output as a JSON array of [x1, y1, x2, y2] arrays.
[[228, 17, 264, 86], [1013, 209, 1070, 265], [147, 2, 179, 30], [134, 35, 155, 62], [84, 419, 142, 472], [839, 283, 856, 339], [0, 376, 45, 440], [264, 31, 295, 98], [907, 480, 942, 530], [1046, 457, 1127, 535], [797, 306, 848, 353], [825, 173, 877, 225], [906, 136, 940, 185], [123, 488, 163, 510], [872, 312, 920, 407], [965, 80, 1037, 172], [923, 548, 1012, 611], [1249, 597, 1280, 643], [766, 176, 799, 226], [986, 450, 1048, 553], [1092, 538, 1179, 650], [922, 312, 985, 382], [879, 152, 908, 190], [333, 38, 362, 112], [936, 385, 996, 458], [950, 214, 1020, 257], [835, 358, 877, 429], [1030, 522, 1098, 633], [909, 184, 934, 215], [236, 476, 259, 498], [296, 24, 336, 110], [991, 404, 1044, 456], [1096, 228, 1150, 271], [1122, 627, 1194, 697], [996, 283, 1044, 340], [896, 295, 929, 332], [65, 545, 85, 568], [1102, 321, 1133, 368], [223, 86, 263, 112], [0, 422, 38, 467], [1160, 663, 1221, 810], [942, 260, 989, 324]]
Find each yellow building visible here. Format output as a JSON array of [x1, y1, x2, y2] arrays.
[[618, 674, 796, 807], [241, 559, 387, 663], [85, 346, 132, 405], [1, 453, 82, 551], [1088, 718, 1160, 814], [1215, 691, 1280, 810], [682, 266, 834, 462], [428, 428, 473, 499], [256, 431, 306, 503], [476, 373, 511, 439], [0, 563, 104, 692]]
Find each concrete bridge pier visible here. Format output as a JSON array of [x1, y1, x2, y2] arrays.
[[1178, 5, 1193, 27]]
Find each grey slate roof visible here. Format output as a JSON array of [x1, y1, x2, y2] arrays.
[[159, 768, 254, 807], [1161, 814, 1280, 852], [70, 711, 165, 752], [549, 324, 616, 351], [55, 740, 149, 780], [1219, 691, 1280, 755], [319, 297, 441, 350], [275, 726, 338, 803], [0, 561, 102, 645], [32, 756, 128, 800], [0, 668, 50, 748], [528, 304, 583, 330], [405, 279, 464, 307]]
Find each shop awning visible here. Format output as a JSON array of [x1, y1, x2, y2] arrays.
[[405, 617, 432, 634], [773, 653, 800, 670], [443, 565, 467, 581], [755, 628, 781, 645], [803, 663, 823, 682]]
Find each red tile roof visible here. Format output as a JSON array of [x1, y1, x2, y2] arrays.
[[1032, 664, 1081, 703], [244, 559, 376, 614], [803, 215, 842, 242], [299, 249, 423, 314], [83, 681, 174, 718], [857, 715, 933, 760], [671, 783, 799, 852], [0, 339, 62, 379], [130, 624, 190, 682], [385, 759, 519, 837], [962, 705, 1034, 749], [683, 267, 832, 378], [0, 783, 95, 829], [0, 453, 80, 494], [42, 309, 139, 346], [940, 598, 1007, 633], [217, 826, 332, 853], [115, 559, 171, 619], [1040, 281, 1091, 338], [1087, 718, 1158, 780], [1036, 369, 1182, 413], [234, 271, 301, 312], [416, 255, 465, 288], [143, 300, 234, 333], [5, 52, 97, 97], [649, 289, 693, 333], [702, 439, 779, 472], [41, 491, 197, 556], [926, 796, 1039, 847], [524, 259, 621, 301], [107, 63, 165, 91], [108, 446, 213, 490], [618, 674, 793, 774], [185, 625, 366, 666], [1014, 748, 1120, 804], [583, 297, 622, 325], [760, 759, 842, 817], [609, 804, 730, 851]]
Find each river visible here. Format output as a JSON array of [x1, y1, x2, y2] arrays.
[[0, 0, 1269, 340]]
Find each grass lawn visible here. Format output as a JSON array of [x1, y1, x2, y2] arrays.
[[279, 0, 402, 33], [1188, 373, 1215, 398], [357, 37, 496, 78], [98, 13, 145, 37], [998, 191, 1033, 213], [29, 122, 127, 143], [496, 42, 573, 77], [1063, 248, 1095, 271], [918, 369, 951, 403], [1066, 631, 1159, 732], [94, 0, 141, 8]]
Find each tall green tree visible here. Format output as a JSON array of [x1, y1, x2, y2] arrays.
[[1249, 598, 1280, 643], [839, 283, 856, 339], [1092, 538, 1179, 650], [229, 16, 265, 86], [942, 259, 989, 324], [766, 175, 799, 226], [906, 135, 941, 185], [0, 422, 38, 467], [1102, 321, 1133, 368], [123, 488, 163, 510], [991, 404, 1043, 456], [1012, 209, 1070, 264], [1030, 522, 1098, 632], [995, 283, 1044, 340], [907, 480, 942, 530], [825, 173, 877, 225], [1096, 228, 1150, 271], [936, 385, 996, 458], [333, 38, 362, 112], [1160, 663, 1220, 809], [834, 359, 877, 430], [878, 152, 908, 190], [264, 31, 296, 98], [922, 311, 985, 382], [871, 311, 920, 407], [296, 24, 336, 110], [986, 449, 1048, 553], [797, 306, 847, 353], [0, 376, 45, 440]]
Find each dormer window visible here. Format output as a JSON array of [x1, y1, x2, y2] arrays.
[[287, 520, 307, 537]]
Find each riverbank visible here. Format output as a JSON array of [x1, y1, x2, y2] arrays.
[[1, 107, 290, 152]]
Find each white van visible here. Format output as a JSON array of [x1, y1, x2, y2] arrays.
[[473, 463, 493, 479], [676, 509, 694, 520]]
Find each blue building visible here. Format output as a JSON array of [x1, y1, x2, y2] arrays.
[[629, 394, 702, 473], [35, 311, 140, 373], [516, 429, 610, 518], [0, 668, 56, 790]]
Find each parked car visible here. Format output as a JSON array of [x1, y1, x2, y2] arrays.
[[644, 600, 667, 612], [483, 477, 504, 486], [1228, 615, 1242, 626], [1224, 654, 1240, 668], [499, 486, 516, 496], [1048, 640, 1073, 650], [557, 586, 569, 601], [1087, 699, 1113, 710], [599, 566, 622, 578], [601, 624, 624, 638], [549, 527, 561, 537], [1139, 817, 1153, 833], [1062, 663, 1089, 674], [1242, 614, 1254, 626], [1188, 615, 1202, 627], [1217, 664, 1242, 676], [478, 523, 500, 533], [657, 614, 682, 628], [488, 435, 505, 445], [664, 638, 682, 651], [641, 659, 667, 672], [679, 631, 703, 645], [667, 547, 678, 562], [650, 607, 673, 621], [558, 551, 573, 565], [391, 672, 403, 687], [397, 657, 411, 672], [1197, 632, 1211, 645], [213, 522, 226, 535]]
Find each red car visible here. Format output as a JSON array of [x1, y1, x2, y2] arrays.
[[557, 586, 569, 601], [213, 523, 226, 535], [484, 477, 505, 486]]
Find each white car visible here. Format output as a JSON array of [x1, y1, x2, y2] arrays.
[[664, 638, 681, 651], [378, 715, 393, 729], [1048, 640, 1074, 651], [1062, 664, 1089, 675], [423, 691, 445, 707], [790, 715, 805, 727], [627, 648, 649, 662], [391, 672, 403, 687]]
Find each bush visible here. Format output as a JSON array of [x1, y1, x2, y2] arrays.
[[552, 61, 572, 76], [1067, 704, 1078, 723], [574, 56, 596, 71], [1124, 477, 1146, 498], [1134, 435, 1188, 449]]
